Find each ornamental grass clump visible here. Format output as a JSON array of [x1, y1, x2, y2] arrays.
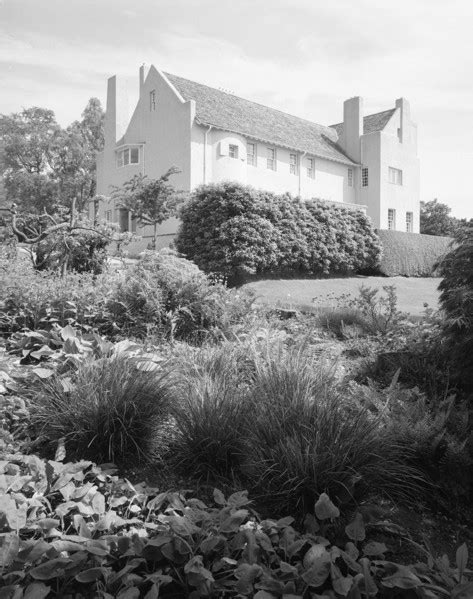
[[243, 345, 425, 515], [30, 354, 173, 464], [170, 343, 251, 480]]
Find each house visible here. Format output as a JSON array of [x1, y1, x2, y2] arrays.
[[93, 65, 420, 247]]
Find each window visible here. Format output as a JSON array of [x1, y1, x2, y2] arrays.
[[362, 167, 369, 187], [116, 147, 140, 168], [229, 144, 239, 159], [388, 209, 396, 230], [307, 157, 315, 178], [289, 153, 298, 175], [389, 167, 403, 185], [150, 90, 156, 111], [105, 210, 112, 222], [348, 168, 353, 187], [247, 142, 256, 166], [406, 211, 413, 233], [267, 147, 276, 170]]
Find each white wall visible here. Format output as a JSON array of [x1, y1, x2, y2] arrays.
[[360, 106, 420, 232], [189, 125, 358, 205]]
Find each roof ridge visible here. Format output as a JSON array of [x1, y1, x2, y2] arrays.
[[330, 108, 396, 129], [164, 72, 333, 132]]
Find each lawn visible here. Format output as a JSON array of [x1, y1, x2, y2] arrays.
[[242, 276, 441, 316]]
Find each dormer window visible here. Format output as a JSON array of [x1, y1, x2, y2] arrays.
[[116, 146, 140, 168]]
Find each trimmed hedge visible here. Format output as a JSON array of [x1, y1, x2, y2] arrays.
[[376, 230, 453, 277], [176, 182, 381, 282]]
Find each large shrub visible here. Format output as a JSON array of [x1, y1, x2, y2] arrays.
[[437, 223, 473, 390], [110, 249, 254, 341], [176, 181, 381, 282]]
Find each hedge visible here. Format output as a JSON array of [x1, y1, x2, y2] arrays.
[[176, 182, 381, 282], [376, 230, 453, 277]]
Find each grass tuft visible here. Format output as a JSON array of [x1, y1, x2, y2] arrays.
[[30, 355, 173, 465]]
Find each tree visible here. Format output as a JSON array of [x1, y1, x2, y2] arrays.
[[420, 199, 458, 236], [0, 99, 104, 214], [9, 199, 119, 276], [112, 167, 185, 250]]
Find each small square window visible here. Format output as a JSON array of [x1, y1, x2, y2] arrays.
[[348, 168, 353, 187], [388, 208, 396, 230], [307, 157, 315, 179], [247, 142, 256, 166], [229, 144, 239, 159], [150, 90, 156, 111], [123, 148, 130, 166], [406, 211, 413, 233], [362, 167, 369, 187], [267, 147, 276, 170], [290, 153, 297, 175], [389, 167, 403, 185]]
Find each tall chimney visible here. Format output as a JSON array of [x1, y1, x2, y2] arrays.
[[342, 96, 363, 163], [139, 64, 145, 97], [104, 75, 129, 146], [395, 97, 410, 144]]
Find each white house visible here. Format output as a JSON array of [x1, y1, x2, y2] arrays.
[[93, 65, 420, 247]]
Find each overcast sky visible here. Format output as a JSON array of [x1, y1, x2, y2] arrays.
[[1, 0, 472, 217]]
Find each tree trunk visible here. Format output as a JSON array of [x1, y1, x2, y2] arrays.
[[153, 222, 157, 251]]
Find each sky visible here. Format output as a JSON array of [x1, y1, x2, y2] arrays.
[[1, 0, 472, 218]]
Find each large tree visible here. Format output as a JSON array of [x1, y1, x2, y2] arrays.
[[0, 99, 104, 214], [112, 167, 184, 250], [420, 199, 458, 237]]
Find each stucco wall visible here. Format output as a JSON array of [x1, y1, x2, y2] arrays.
[[96, 67, 194, 238], [189, 125, 358, 205]]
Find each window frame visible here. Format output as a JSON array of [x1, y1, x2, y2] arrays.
[[306, 157, 315, 179], [348, 168, 353, 187], [150, 89, 156, 111], [116, 146, 140, 168], [362, 167, 369, 187], [388, 166, 403, 185], [267, 147, 276, 171], [289, 153, 298, 175], [406, 211, 413, 233], [247, 142, 256, 166], [388, 208, 396, 230], [229, 144, 239, 159], [105, 210, 112, 222]]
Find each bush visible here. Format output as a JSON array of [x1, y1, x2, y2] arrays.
[[376, 229, 452, 276], [242, 346, 423, 514], [29, 354, 173, 464], [110, 249, 255, 341], [176, 181, 381, 282], [437, 223, 473, 390]]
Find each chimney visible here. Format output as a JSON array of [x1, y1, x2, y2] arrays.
[[104, 75, 129, 147], [395, 97, 410, 144], [139, 64, 145, 97], [342, 97, 363, 163]]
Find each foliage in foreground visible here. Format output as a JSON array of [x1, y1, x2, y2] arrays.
[[0, 437, 471, 598], [29, 353, 174, 464], [437, 222, 473, 391], [176, 181, 381, 282]]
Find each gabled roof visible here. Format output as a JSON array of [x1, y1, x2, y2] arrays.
[[330, 109, 396, 138], [164, 72, 358, 166]]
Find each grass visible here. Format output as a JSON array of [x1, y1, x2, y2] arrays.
[[30, 355, 173, 465], [241, 276, 441, 317]]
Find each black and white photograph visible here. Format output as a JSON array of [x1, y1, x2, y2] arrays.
[[0, 1, 472, 596]]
